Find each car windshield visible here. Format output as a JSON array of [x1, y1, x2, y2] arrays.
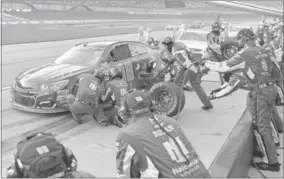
[[54, 44, 107, 66], [179, 32, 207, 41]]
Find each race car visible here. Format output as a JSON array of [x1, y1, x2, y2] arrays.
[[174, 29, 239, 60], [11, 41, 165, 113]]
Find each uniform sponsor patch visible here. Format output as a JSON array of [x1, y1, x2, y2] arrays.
[[135, 96, 143, 101]]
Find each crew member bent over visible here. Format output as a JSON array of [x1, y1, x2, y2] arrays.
[[116, 90, 211, 178]]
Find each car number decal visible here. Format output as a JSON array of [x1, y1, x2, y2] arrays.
[[124, 62, 134, 81]]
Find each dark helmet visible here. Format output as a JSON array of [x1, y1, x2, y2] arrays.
[[93, 70, 105, 81], [211, 21, 221, 31], [162, 36, 174, 45], [235, 28, 257, 41], [124, 90, 153, 115], [162, 36, 174, 53]]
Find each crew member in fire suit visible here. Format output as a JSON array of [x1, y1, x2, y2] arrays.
[[202, 21, 229, 85], [99, 68, 127, 128], [204, 28, 281, 171], [116, 90, 211, 178], [160, 37, 213, 110], [67, 69, 119, 126], [160, 36, 193, 91]]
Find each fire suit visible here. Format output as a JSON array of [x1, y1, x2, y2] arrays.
[[100, 78, 128, 127], [202, 30, 228, 84], [205, 46, 281, 164], [67, 73, 108, 125], [174, 49, 212, 108], [209, 70, 282, 145], [116, 113, 211, 178]]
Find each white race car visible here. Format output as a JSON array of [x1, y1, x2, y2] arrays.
[[173, 29, 238, 60]]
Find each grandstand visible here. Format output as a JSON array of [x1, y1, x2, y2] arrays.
[[2, 0, 282, 12]]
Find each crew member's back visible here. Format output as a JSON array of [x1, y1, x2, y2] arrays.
[[117, 113, 210, 178]]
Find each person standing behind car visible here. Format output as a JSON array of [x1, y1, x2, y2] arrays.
[[66, 72, 109, 126], [116, 90, 211, 178]]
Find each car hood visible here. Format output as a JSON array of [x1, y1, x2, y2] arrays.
[[178, 40, 207, 52], [17, 63, 91, 88]]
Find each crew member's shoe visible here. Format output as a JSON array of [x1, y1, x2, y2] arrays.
[[202, 105, 213, 110], [278, 129, 283, 133], [253, 162, 281, 172]]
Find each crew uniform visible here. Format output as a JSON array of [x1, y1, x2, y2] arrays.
[[67, 73, 106, 124], [172, 42, 213, 110], [99, 68, 128, 127], [160, 37, 193, 91], [208, 70, 283, 145], [204, 28, 281, 171], [116, 90, 211, 178], [201, 21, 230, 85]]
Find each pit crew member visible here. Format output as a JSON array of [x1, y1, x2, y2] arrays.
[[172, 41, 214, 110], [160, 36, 193, 91], [116, 90, 211, 178], [99, 68, 127, 128], [204, 28, 281, 171], [202, 21, 228, 84], [6, 132, 95, 178]]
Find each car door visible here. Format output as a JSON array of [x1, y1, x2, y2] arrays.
[[123, 43, 153, 89]]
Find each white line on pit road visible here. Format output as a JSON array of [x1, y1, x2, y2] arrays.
[[2, 87, 11, 91]]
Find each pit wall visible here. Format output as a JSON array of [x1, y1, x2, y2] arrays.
[[209, 108, 254, 177]]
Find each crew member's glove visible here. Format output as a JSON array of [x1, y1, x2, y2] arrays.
[[210, 88, 222, 95], [223, 72, 233, 82], [208, 93, 217, 100]]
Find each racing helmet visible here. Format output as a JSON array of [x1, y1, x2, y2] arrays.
[[123, 90, 153, 116], [93, 70, 105, 82], [162, 36, 174, 53], [211, 21, 221, 31]]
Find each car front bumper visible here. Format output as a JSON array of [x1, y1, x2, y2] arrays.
[[11, 86, 70, 114]]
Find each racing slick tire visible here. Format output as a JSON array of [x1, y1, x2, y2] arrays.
[[149, 82, 185, 117], [221, 40, 239, 59]]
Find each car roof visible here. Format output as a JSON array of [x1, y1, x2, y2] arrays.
[[75, 41, 116, 47]]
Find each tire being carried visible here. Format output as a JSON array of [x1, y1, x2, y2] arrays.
[[149, 82, 185, 117]]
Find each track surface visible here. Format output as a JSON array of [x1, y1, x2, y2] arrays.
[[1, 31, 248, 177], [2, 12, 260, 45]]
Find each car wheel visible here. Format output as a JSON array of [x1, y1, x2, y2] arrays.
[[149, 82, 185, 117], [221, 40, 239, 59]]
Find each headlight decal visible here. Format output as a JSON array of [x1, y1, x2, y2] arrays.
[[40, 80, 69, 91]]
